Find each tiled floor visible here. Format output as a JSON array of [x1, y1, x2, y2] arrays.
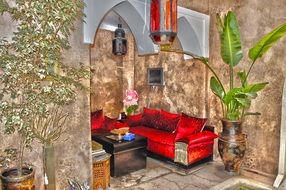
[[109, 157, 286, 190], [110, 158, 233, 190]]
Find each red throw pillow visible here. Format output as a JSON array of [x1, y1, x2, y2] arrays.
[[91, 110, 105, 130], [103, 116, 117, 130], [141, 107, 160, 129], [157, 110, 180, 132], [175, 113, 207, 141], [114, 122, 129, 129], [126, 113, 142, 127]]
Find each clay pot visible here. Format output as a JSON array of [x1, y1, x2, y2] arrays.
[[218, 119, 246, 174], [0, 167, 35, 190]]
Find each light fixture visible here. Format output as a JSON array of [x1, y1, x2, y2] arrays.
[[112, 24, 127, 55], [150, 0, 178, 46]]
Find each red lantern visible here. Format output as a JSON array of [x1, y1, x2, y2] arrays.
[[150, 0, 178, 46]]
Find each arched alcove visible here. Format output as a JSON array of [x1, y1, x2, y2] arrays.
[[84, 0, 210, 58], [84, 0, 158, 55]]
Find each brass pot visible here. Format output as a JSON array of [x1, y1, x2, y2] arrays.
[[218, 119, 246, 174], [0, 167, 35, 190]]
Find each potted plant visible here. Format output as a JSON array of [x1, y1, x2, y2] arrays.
[[210, 11, 286, 173], [0, 0, 89, 189], [162, 11, 286, 173]]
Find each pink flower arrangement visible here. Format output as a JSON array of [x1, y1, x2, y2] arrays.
[[123, 90, 139, 115]]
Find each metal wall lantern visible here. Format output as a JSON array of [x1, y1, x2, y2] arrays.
[[112, 24, 127, 55], [150, 0, 178, 46]]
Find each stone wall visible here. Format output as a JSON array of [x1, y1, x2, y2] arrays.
[[90, 30, 124, 118], [0, 13, 91, 189]]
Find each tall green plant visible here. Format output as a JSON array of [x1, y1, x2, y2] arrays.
[[209, 11, 286, 120], [0, 0, 89, 175]]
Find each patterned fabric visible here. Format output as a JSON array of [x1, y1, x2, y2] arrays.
[[141, 107, 160, 129], [126, 113, 142, 127], [175, 113, 207, 141], [157, 110, 180, 132], [91, 110, 105, 130]]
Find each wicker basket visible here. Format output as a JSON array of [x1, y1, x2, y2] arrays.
[[93, 155, 110, 190]]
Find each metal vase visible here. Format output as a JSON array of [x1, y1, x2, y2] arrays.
[[218, 119, 246, 174], [43, 144, 56, 190], [0, 167, 35, 190]]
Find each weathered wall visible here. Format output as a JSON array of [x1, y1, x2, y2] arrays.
[[0, 13, 91, 190], [90, 30, 137, 118], [234, 0, 286, 175], [90, 30, 124, 118], [134, 51, 208, 117]]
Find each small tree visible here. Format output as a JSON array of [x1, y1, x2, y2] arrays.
[[0, 0, 89, 176]]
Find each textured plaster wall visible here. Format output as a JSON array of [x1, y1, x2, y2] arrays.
[[0, 14, 92, 189], [90, 30, 136, 118], [90, 30, 124, 118], [134, 51, 208, 117]]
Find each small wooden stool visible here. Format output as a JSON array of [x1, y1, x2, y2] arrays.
[[93, 154, 111, 190]]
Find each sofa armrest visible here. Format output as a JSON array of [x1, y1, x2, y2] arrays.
[[176, 131, 218, 146]]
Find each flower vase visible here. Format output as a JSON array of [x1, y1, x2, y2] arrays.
[[218, 119, 246, 174]]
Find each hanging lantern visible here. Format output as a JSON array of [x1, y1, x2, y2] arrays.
[[112, 24, 127, 55], [150, 0, 178, 46]]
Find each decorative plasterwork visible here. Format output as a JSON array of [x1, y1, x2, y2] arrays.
[[83, 0, 210, 58]]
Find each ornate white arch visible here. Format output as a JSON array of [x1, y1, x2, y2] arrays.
[[83, 0, 209, 58]]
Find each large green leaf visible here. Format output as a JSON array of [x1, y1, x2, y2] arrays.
[[235, 97, 251, 108], [243, 82, 268, 93], [210, 76, 225, 100], [249, 23, 286, 62], [219, 11, 243, 67]]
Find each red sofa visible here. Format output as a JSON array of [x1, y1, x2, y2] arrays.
[[91, 108, 218, 166]]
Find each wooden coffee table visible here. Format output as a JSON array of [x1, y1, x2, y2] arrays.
[[92, 129, 147, 177]]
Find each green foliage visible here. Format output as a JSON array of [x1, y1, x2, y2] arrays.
[[126, 105, 138, 116], [0, 0, 89, 170], [207, 11, 286, 121], [218, 11, 243, 68], [249, 24, 286, 63]]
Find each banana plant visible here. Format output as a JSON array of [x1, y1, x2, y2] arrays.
[[209, 11, 286, 121], [160, 11, 286, 121]]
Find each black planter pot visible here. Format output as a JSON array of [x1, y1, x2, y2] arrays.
[[218, 119, 246, 174], [0, 167, 35, 190]]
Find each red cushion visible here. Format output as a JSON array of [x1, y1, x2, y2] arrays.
[[103, 116, 117, 130], [141, 107, 160, 129], [130, 126, 175, 145], [175, 113, 207, 141], [148, 140, 175, 160], [177, 131, 218, 145], [91, 110, 104, 130], [126, 113, 142, 127], [114, 122, 129, 129], [157, 110, 180, 132]]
